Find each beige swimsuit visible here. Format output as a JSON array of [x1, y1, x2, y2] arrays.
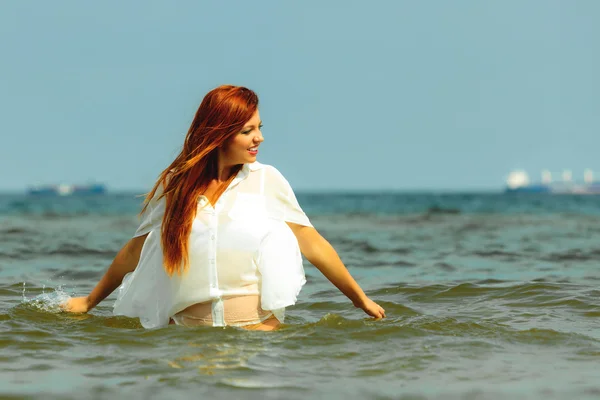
[[171, 294, 275, 327]]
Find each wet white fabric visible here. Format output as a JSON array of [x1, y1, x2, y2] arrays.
[[113, 162, 312, 329]]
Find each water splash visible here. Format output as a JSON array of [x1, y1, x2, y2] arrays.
[[21, 284, 72, 313]]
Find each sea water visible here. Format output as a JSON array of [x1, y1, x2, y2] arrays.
[[1, 192, 599, 399]]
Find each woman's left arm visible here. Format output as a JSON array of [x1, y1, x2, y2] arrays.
[[286, 222, 386, 319]]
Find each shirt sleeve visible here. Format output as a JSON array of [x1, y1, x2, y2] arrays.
[[133, 185, 166, 237], [257, 220, 306, 313], [265, 166, 313, 227]]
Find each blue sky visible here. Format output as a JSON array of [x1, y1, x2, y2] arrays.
[[0, 1, 598, 191]]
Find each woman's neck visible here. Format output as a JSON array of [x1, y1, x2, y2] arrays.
[[216, 162, 242, 182]]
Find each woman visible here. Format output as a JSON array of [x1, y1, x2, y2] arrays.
[[64, 85, 386, 330]]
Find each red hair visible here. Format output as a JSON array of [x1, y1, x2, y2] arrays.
[[141, 85, 259, 276]]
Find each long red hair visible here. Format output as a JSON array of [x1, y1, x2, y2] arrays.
[[141, 85, 259, 276]]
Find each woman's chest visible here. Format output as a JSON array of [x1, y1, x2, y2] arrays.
[[190, 191, 271, 253]]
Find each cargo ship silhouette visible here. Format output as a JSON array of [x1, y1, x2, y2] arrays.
[[505, 169, 600, 194], [27, 183, 107, 196]]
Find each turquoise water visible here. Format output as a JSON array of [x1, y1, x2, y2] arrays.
[[1, 193, 600, 399]]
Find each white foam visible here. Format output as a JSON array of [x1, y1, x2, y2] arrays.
[[22, 282, 72, 313]]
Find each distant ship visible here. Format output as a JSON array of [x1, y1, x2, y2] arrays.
[[505, 169, 600, 194], [27, 183, 107, 196]]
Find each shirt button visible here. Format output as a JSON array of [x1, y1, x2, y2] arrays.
[[211, 235, 215, 240]]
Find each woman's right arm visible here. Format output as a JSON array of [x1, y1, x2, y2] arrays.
[[63, 233, 149, 313]]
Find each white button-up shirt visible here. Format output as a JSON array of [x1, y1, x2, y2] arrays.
[[113, 162, 312, 329]]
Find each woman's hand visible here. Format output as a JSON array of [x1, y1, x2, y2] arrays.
[[61, 296, 91, 313], [355, 297, 386, 319]]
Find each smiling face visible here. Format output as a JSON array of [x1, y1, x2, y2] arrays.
[[218, 110, 264, 168]]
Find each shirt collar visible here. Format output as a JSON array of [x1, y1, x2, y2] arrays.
[[198, 162, 265, 206], [247, 161, 264, 172], [227, 161, 264, 193]]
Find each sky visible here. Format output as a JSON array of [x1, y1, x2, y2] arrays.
[[0, 1, 598, 192]]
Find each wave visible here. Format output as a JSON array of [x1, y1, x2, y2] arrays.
[[0, 243, 118, 260], [543, 249, 600, 262], [46, 244, 117, 258]]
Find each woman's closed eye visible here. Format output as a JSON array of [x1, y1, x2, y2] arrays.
[[241, 124, 263, 135]]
